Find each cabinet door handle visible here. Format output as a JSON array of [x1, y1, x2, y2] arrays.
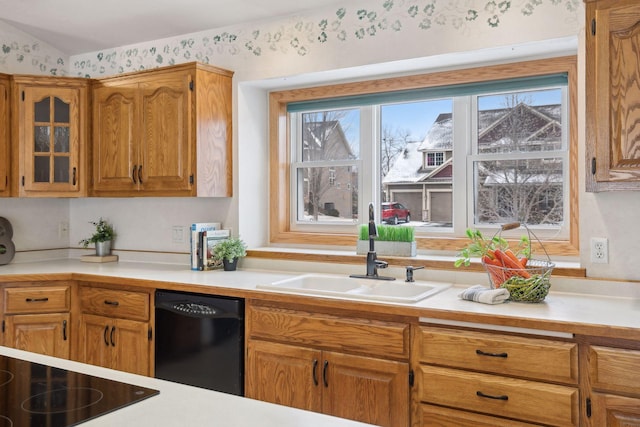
[[103, 325, 110, 346], [104, 300, 119, 306], [72, 167, 77, 185], [25, 297, 49, 303], [138, 164, 143, 184], [132, 165, 138, 184], [323, 360, 329, 387], [62, 320, 67, 341], [110, 326, 116, 347], [476, 349, 508, 358], [312, 359, 319, 386], [476, 391, 508, 401]]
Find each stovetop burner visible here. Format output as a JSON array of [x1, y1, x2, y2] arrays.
[[0, 355, 158, 427]]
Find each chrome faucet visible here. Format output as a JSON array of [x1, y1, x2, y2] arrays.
[[350, 203, 395, 281]]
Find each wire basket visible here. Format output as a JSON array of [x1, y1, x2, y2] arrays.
[[482, 223, 555, 303]]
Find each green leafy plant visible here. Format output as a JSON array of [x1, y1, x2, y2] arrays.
[[212, 237, 247, 262], [454, 228, 529, 267], [358, 224, 414, 243], [79, 218, 115, 248]]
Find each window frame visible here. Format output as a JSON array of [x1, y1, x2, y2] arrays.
[[269, 56, 579, 256]]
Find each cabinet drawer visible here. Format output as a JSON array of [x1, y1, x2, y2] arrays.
[[420, 403, 542, 427], [248, 305, 409, 359], [590, 345, 640, 396], [80, 287, 149, 321], [418, 365, 579, 427], [417, 326, 578, 384], [4, 286, 70, 314]]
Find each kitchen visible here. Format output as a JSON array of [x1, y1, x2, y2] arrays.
[[1, 0, 640, 426]]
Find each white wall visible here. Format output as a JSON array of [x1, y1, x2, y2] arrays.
[[5, 0, 639, 282]]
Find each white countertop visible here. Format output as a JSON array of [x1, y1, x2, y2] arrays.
[[0, 346, 375, 427], [1, 258, 640, 334]]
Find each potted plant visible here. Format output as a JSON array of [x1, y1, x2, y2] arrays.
[[212, 237, 247, 271], [79, 218, 115, 256], [356, 224, 416, 257]]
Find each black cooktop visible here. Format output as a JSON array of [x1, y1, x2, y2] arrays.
[[0, 355, 159, 427]]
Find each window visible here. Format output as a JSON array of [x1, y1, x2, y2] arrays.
[[270, 57, 578, 256], [426, 152, 444, 167]]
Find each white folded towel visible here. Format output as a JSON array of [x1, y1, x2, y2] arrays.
[[458, 285, 510, 305]]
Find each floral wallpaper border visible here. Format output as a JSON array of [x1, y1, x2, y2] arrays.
[[74, 0, 580, 77], [2, 0, 581, 77]]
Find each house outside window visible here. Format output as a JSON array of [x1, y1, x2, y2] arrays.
[[270, 57, 578, 256]]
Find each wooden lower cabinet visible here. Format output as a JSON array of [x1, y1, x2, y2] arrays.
[[76, 283, 152, 376], [247, 339, 409, 426], [2, 283, 71, 359], [587, 344, 640, 426], [246, 302, 411, 427], [420, 403, 543, 427], [78, 313, 150, 375], [590, 393, 640, 427], [4, 313, 70, 359], [414, 325, 579, 427]]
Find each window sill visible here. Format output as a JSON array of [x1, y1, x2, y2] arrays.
[[246, 247, 585, 279]]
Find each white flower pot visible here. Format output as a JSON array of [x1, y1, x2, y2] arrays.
[[356, 240, 416, 257]]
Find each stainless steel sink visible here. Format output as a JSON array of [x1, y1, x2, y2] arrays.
[[257, 274, 451, 303]]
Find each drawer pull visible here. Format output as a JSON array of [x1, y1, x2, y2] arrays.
[[103, 325, 110, 346], [104, 300, 120, 306], [110, 326, 116, 346], [25, 297, 49, 303], [312, 359, 319, 386], [323, 360, 329, 387], [63, 320, 67, 341], [476, 391, 509, 401], [476, 349, 508, 358]]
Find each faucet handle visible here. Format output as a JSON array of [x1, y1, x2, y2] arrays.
[[405, 265, 424, 282]]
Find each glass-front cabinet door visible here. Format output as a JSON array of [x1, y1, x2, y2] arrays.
[[14, 78, 88, 197]]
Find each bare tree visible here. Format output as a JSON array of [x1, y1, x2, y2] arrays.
[[476, 95, 564, 225], [380, 125, 412, 178]]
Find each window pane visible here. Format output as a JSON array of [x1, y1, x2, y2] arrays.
[[34, 126, 51, 152], [34, 156, 50, 182], [477, 89, 563, 154], [54, 126, 70, 153], [54, 156, 70, 183], [301, 109, 359, 161], [473, 158, 564, 225], [382, 99, 453, 227], [34, 97, 50, 122], [296, 166, 357, 223]]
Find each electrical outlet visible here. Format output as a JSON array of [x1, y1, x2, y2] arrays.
[[171, 225, 186, 244], [591, 237, 608, 264]]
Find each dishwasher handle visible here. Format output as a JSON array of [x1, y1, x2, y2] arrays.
[[156, 300, 243, 319]]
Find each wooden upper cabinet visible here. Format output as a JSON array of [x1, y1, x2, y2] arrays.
[[0, 74, 9, 197], [91, 62, 233, 197], [585, 0, 640, 191], [11, 75, 89, 197]]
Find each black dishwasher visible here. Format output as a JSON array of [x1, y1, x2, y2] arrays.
[[154, 290, 244, 396]]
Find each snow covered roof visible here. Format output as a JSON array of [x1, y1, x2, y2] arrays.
[[382, 141, 427, 184]]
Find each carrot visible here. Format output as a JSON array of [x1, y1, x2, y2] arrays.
[[494, 249, 531, 278], [482, 255, 501, 266], [520, 257, 528, 267]]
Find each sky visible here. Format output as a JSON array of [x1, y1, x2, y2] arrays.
[[310, 87, 562, 152]]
